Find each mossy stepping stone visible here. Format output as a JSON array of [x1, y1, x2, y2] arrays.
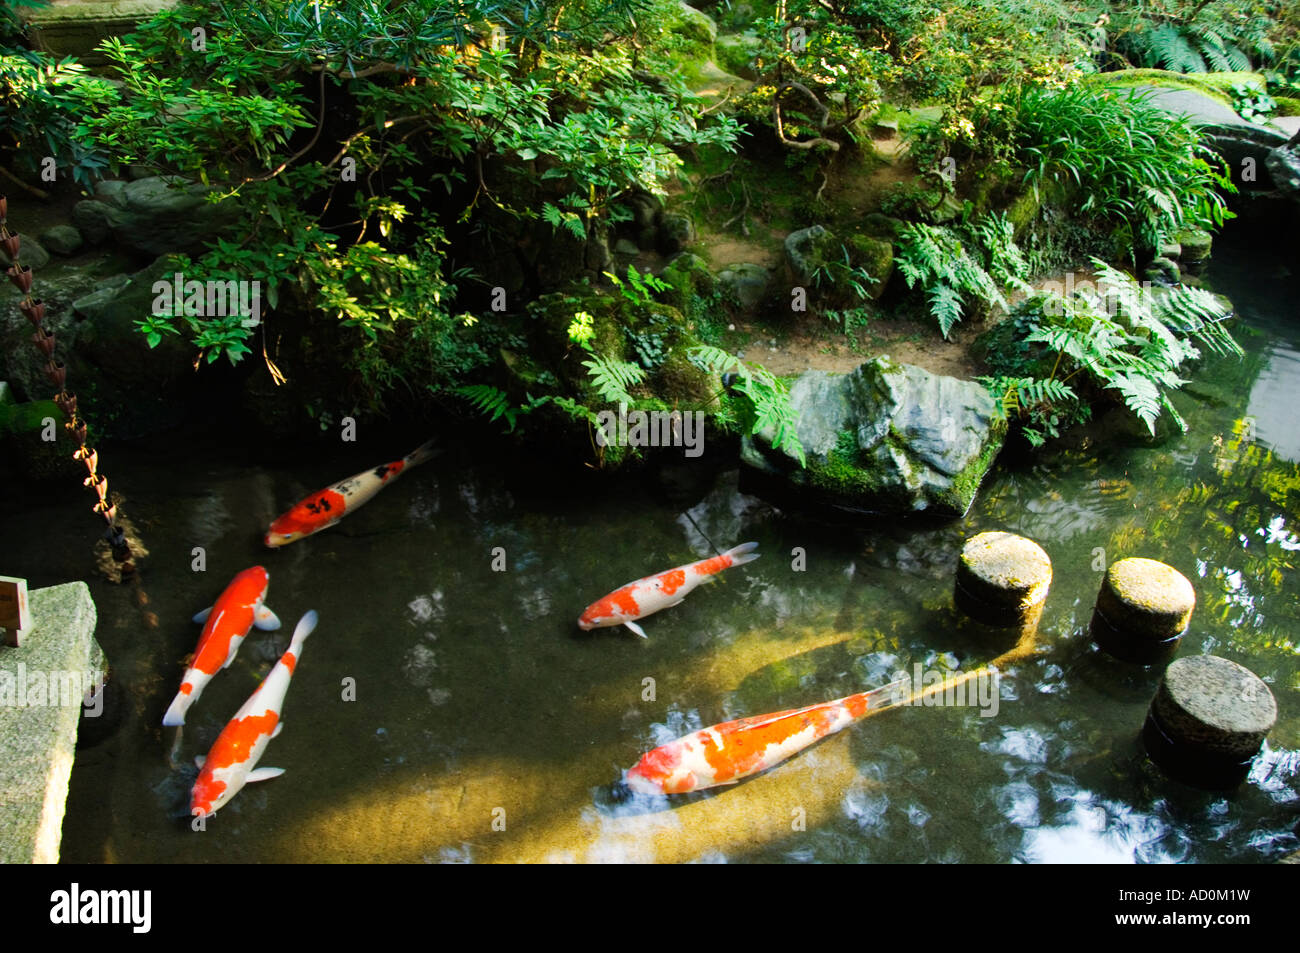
[[954, 531, 1052, 626], [1092, 557, 1195, 663]]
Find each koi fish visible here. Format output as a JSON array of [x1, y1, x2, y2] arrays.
[[190, 609, 318, 819], [162, 566, 280, 727], [265, 439, 439, 547], [578, 542, 760, 638], [624, 678, 908, 795]]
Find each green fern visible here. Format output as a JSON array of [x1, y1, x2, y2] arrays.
[[581, 354, 646, 405], [896, 216, 1027, 339], [983, 259, 1240, 442], [456, 384, 521, 431], [927, 285, 965, 339], [689, 344, 806, 466]]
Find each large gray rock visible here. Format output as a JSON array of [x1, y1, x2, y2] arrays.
[[71, 175, 241, 258], [0, 582, 103, 863], [741, 356, 1006, 517], [1265, 143, 1300, 207]]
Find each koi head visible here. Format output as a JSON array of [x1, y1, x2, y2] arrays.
[[265, 513, 311, 548], [623, 742, 683, 796], [622, 765, 668, 797], [578, 587, 640, 631], [190, 771, 228, 819], [577, 597, 614, 630], [264, 528, 303, 548]]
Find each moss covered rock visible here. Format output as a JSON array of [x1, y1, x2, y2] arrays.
[[741, 356, 1006, 517], [1174, 227, 1213, 264]]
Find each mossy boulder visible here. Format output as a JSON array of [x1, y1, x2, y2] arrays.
[[659, 252, 719, 315], [717, 262, 771, 310], [1174, 227, 1213, 264], [741, 356, 1006, 517], [844, 233, 893, 300], [784, 225, 839, 286], [715, 31, 760, 80], [0, 398, 82, 482]]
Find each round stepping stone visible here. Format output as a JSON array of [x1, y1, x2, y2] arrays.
[[1143, 655, 1277, 789], [1091, 557, 1195, 664], [954, 531, 1052, 627]]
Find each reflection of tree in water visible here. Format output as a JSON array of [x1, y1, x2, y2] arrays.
[[1140, 417, 1300, 671]]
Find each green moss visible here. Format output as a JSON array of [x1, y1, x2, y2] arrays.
[[807, 429, 884, 496], [1273, 95, 1300, 117], [845, 233, 894, 299], [1079, 69, 1266, 108], [947, 417, 1006, 512]]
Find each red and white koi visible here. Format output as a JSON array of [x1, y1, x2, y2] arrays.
[[577, 542, 760, 638], [624, 678, 909, 795], [264, 439, 439, 547], [162, 566, 280, 727], [190, 609, 318, 819]]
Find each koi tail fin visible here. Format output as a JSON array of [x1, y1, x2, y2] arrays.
[[162, 692, 190, 728], [847, 676, 912, 721], [287, 610, 319, 655], [404, 438, 441, 469], [724, 541, 760, 568]]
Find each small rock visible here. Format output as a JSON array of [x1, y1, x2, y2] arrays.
[[1173, 227, 1212, 264], [658, 213, 696, 255], [37, 225, 84, 257], [0, 234, 51, 271], [1143, 256, 1180, 286], [717, 263, 770, 310]]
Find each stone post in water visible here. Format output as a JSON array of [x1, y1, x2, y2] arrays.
[[1090, 557, 1194, 664], [1143, 655, 1276, 789], [954, 531, 1052, 629]]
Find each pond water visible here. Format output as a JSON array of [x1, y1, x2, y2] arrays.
[[6, 228, 1298, 864]]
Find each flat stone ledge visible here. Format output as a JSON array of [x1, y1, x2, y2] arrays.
[[19, 1, 179, 66], [0, 581, 103, 864]]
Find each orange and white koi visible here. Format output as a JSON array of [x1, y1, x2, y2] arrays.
[[190, 609, 317, 819], [624, 678, 908, 795], [577, 542, 760, 638], [162, 566, 280, 727], [264, 439, 439, 547]]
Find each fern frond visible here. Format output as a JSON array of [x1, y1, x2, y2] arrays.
[[456, 384, 520, 431], [582, 355, 646, 405], [927, 284, 965, 339]]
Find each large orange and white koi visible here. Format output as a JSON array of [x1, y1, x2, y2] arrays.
[[190, 609, 318, 819], [624, 678, 908, 795], [577, 542, 760, 638], [162, 566, 280, 727], [264, 439, 439, 547]]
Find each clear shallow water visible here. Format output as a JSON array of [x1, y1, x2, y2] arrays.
[[4, 237, 1298, 864]]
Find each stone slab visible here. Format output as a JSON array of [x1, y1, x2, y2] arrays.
[[0, 581, 103, 864]]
